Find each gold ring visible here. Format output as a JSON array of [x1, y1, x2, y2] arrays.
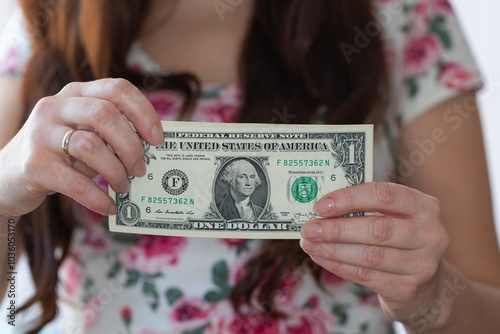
[[62, 129, 76, 157]]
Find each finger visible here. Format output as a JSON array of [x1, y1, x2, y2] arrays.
[[56, 97, 147, 177], [300, 240, 420, 275], [307, 255, 414, 302], [69, 159, 98, 180], [42, 161, 117, 216], [60, 129, 131, 194], [58, 78, 164, 146], [314, 182, 435, 218], [301, 216, 423, 249]]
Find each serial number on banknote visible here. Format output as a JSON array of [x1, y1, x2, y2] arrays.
[[276, 159, 330, 167], [109, 121, 373, 239], [141, 197, 195, 205]]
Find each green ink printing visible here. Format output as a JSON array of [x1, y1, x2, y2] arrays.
[[291, 177, 318, 203]]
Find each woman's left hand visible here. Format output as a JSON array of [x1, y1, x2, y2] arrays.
[[300, 182, 451, 324]]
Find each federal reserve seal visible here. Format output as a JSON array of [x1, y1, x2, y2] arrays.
[[162, 169, 189, 195], [291, 177, 318, 203]]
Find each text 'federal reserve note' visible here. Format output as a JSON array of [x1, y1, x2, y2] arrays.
[[109, 121, 373, 239]]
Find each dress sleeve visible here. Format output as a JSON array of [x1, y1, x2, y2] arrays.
[[397, 0, 482, 125], [0, 8, 32, 79]]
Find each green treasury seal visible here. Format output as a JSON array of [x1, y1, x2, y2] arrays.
[[291, 177, 318, 203]]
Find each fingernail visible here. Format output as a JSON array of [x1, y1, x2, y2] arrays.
[[314, 198, 334, 216], [133, 160, 147, 177], [300, 239, 320, 254], [301, 222, 322, 239], [119, 179, 130, 193], [151, 123, 164, 146], [108, 205, 117, 216]]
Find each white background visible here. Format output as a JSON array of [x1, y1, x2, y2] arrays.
[[0, 0, 499, 333]]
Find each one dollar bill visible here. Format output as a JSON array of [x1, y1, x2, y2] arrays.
[[109, 121, 373, 239]]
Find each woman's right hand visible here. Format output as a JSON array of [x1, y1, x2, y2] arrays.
[[0, 78, 164, 218]]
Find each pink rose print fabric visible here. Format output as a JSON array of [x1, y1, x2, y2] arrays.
[[0, 47, 22, 76], [397, 0, 481, 125], [119, 236, 187, 274], [403, 33, 442, 76], [143, 90, 184, 120], [438, 62, 475, 90], [0, 0, 482, 333]]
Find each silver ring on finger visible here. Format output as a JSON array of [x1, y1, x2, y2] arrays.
[[62, 129, 77, 157]]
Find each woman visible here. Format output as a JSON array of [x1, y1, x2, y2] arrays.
[[1, 0, 500, 333]]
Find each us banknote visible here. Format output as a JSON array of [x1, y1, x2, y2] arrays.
[[109, 121, 373, 239]]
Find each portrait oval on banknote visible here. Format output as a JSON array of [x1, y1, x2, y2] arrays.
[[214, 157, 269, 221]]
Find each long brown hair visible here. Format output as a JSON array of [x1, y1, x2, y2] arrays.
[[18, 0, 389, 332]]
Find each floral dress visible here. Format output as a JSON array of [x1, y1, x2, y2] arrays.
[[0, 0, 482, 333]]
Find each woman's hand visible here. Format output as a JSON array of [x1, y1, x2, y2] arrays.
[[300, 182, 451, 326], [0, 78, 164, 218]]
